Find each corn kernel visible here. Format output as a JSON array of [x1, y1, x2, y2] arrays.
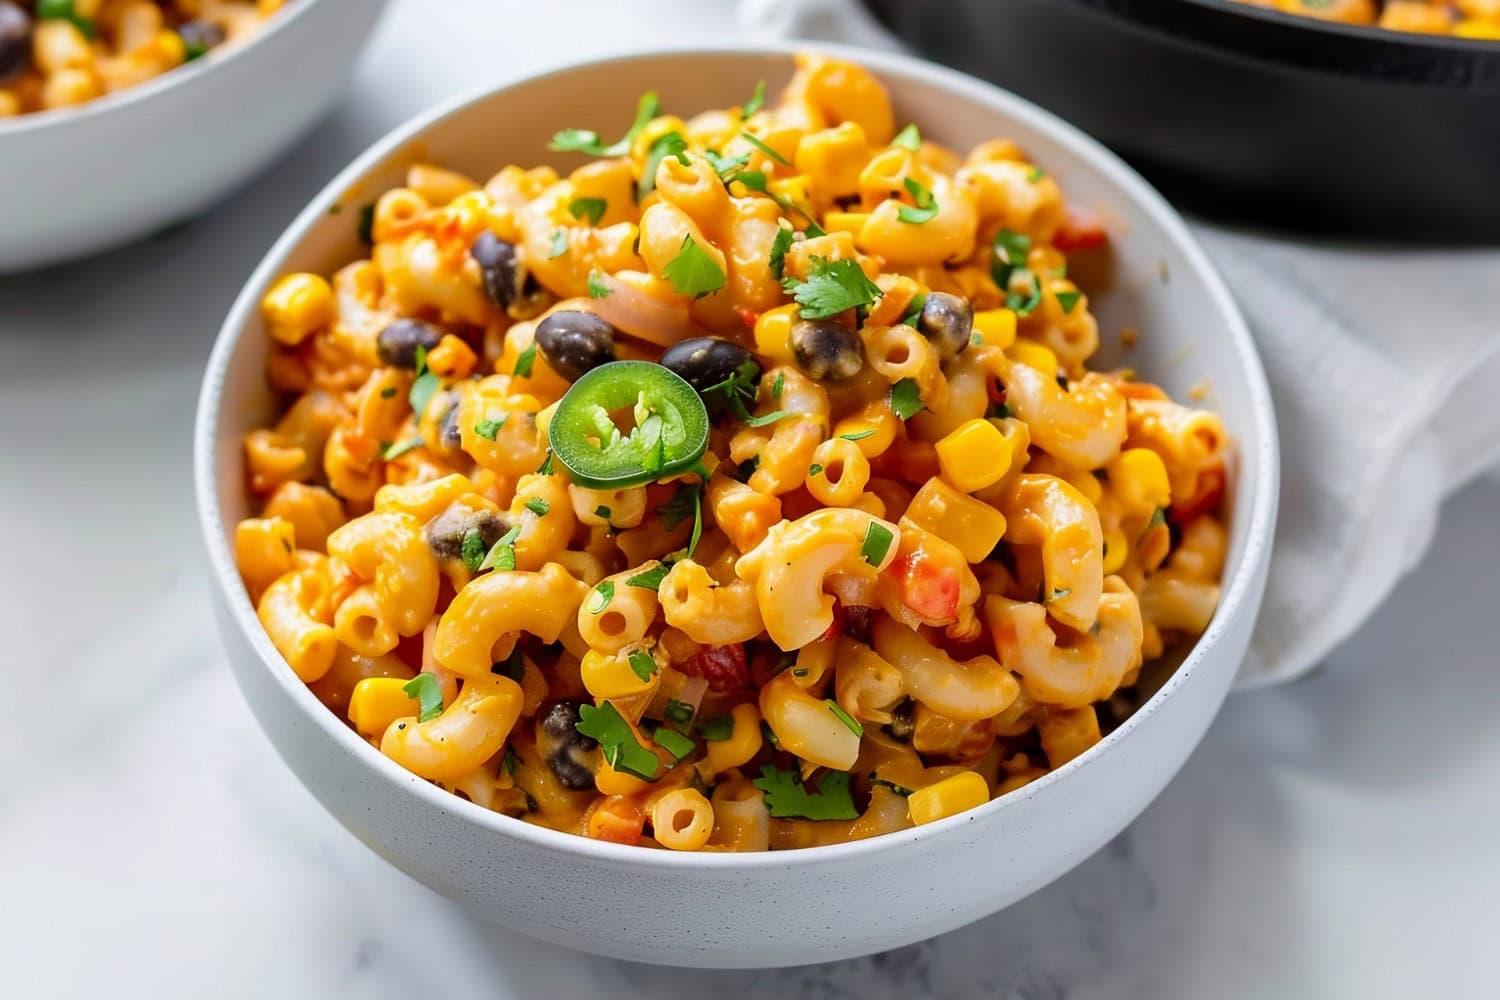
[[426, 334, 478, 378], [1107, 447, 1171, 513], [348, 678, 419, 737], [1102, 527, 1128, 574], [908, 771, 990, 826], [258, 0, 287, 15], [262, 273, 334, 346], [153, 30, 186, 68], [767, 175, 813, 208], [935, 419, 1013, 494], [1455, 19, 1500, 39], [822, 211, 871, 237], [1007, 339, 1059, 375], [903, 479, 1007, 563], [581, 650, 657, 700], [705, 703, 763, 773], [972, 308, 1018, 349], [753, 303, 799, 366], [0, 90, 18, 117]]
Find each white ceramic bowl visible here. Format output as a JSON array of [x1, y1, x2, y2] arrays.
[[0, 0, 387, 273], [195, 45, 1279, 969]]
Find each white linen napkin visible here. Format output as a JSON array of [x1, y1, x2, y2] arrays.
[[740, 0, 1500, 686]]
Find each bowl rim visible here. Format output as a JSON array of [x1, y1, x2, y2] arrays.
[[0, 0, 329, 137], [193, 40, 1279, 870]]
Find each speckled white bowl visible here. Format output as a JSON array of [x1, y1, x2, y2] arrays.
[[194, 45, 1278, 969], [0, 0, 387, 272]]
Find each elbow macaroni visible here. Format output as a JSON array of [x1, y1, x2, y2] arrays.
[[233, 54, 1232, 850]]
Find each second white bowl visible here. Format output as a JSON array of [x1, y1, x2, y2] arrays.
[[0, 0, 387, 273]]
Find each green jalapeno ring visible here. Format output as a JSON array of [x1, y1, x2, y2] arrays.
[[549, 360, 710, 489]]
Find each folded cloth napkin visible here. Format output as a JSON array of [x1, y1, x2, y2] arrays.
[[740, 0, 1500, 686]]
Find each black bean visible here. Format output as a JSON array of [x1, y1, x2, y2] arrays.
[[791, 318, 864, 381], [471, 232, 527, 310], [539, 701, 599, 792], [177, 19, 226, 59], [660, 337, 759, 395], [376, 318, 445, 369], [0, 2, 30, 84], [438, 397, 462, 448], [842, 605, 874, 644], [883, 698, 915, 743], [425, 505, 507, 560], [918, 292, 974, 362], [534, 310, 616, 381]]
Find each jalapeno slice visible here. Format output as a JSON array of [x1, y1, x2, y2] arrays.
[[549, 360, 710, 488]]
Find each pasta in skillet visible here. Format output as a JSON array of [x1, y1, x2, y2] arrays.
[[236, 53, 1232, 851], [1233, 0, 1500, 37]]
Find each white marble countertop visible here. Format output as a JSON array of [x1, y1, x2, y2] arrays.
[[3, 2, 1497, 996]]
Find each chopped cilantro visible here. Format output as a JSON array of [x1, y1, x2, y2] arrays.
[[513, 344, 537, 377], [1056, 290, 1083, 314], [477, 524, 522, 572], [665, 699, 694, 725], [695, 714, 733, 741], [628, 650, 658, 682], [402, 673, 444, 723], [381, 437, 424, 461], [1148, 507, 1168, 530], [569, 197, 607, 226], [840, 429, 875, 442], [379, 386, 396, 399], [741, 79, 767, 119], [576, 701, 660, 781], [781, 256, 883, 320], [357, 203, 375, 246], [663, 234, 726, 298], [594, 505, 612, 521], [460, 529, 487, 572], [524, 497, 550, 517], [502, 747, 518, 775], [1027, 165, 1047, 182], [474, 417, 506, 440], [828, 701, 863, 736], [548, 228, 569, 259], [1005, 270, 1044, 316], [408, 345, 439, 417], [659, 483, 703, 557], [548, 91, 661, 157], [871, 775, 915, 797], [585, 580, 616, 615], [896, 177, 938, 224], [625, 562, 672, 591], [638, 131, 691, 200], [768, 226, 795, 282], [761, 720, 782, 750], [899, 292, 927, 328], [741, 131, 790, 166], [860, 521, 894, 566], [991, 228, 1032, 289], [587, 269, 612, 299], [653, 726, 695, 762], [536, 451, 555, 475], [753, 765, 858, 820], [891, 124, 921, 151], [772, 373, 785, 400], [808, 463, 824, 477], [888, 378, 925, 420]]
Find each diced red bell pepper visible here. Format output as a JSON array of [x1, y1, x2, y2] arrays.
[[888, 548, 961, 622], [678, 643, 749, 692], [1054, 206, 1109, 252]]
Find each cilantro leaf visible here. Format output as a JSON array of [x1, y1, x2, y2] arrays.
[[460, 529, 487, 572], [1005, 270, 1043, 316], [741, 131, 790, 166], [888, 378, 925, 420], [628, 649, 658, 682], [585, 580, 615, 615], [653, 726, 695, 762], [808, 463, 824, 477], [524, 497, 550, 517], [659, 483, 703, 557], [536, 451, 555, 475], [409, 345, 439, 417], [896, 177, 938, 224], [695, 714, 733, 740], [549, 91, 661, 157], [991, 228, 1032, 289], [638, 131, 691, 200], [382, 437, 424, 461], [1027, 165, 1047, 182], [474, 417, 506, 441], [860, 521, 894, 566], [513, 344, 537, 377], [827, 700, 863, 737], [891, 124, 921, 151], [402, 673, 444, 723], [899, 292, 927, 328], [772, 373, 785, 400], [840, 429, 875, 442], [665, 699, 694, 724], [663, 234, 726, 298], [1056, 289, 1083, 314], [768, 226, 795, 282], [569, 197, 607, 226], [753, 765, 858, 820], [357, 203, 375, 246], [576, 702, 661, 781], [595, 505, 612, 520], [781, 256, 883, 320], [741, 79, 767, 119], [548, 228, 569, 259], [587, 268, 612, 299], [477, 523, 522, 572], [625, 562, 672, 591]]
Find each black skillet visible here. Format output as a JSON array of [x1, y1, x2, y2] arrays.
[[861, 0, 1500, 242]]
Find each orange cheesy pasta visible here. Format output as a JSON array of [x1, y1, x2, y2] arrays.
[[1233, 0, 1500, 38], [235, 53, 1232, 852]]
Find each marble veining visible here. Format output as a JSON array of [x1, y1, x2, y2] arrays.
[[1, 2, 1497, 997]]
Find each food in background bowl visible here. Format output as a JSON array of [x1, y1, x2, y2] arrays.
[[233, 53, 1231, 853], [1233, 0, 1500, 37], [0, 0, 289, 118]]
